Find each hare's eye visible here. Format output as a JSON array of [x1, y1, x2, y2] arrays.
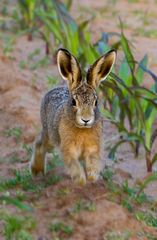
[[95, 99, 98, 106], [72, 98, 76, 106]]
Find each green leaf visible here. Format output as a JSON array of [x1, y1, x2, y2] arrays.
[[120, 29, 135, 72], [0, 196, 33, 211], [101, 108, 115, 120], [136, 55, 148, 84], [145, 107, 157, 149], [108, 140, 126, 160], [118, 58, 130, 81], [139, 62, 157, 93], [136, 172, 157, 195], [64, 0, 73, 10], [145, 105, 154, 120], [110, 72, 133, 94], [131, 86, 157, 99], [126, 133, 144, 142], [78, 19, 90, 32], [151, 129, 157, 147], [152, 154, 157, 165]]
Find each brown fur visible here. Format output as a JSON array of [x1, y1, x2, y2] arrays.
[[59, 117, 102, 184]]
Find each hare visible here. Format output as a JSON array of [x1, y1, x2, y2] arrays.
[[30, 48, 116, 185]]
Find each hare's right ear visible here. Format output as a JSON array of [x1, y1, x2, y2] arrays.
[[86, 50, 116, 89], [57, 48, 82, 90]]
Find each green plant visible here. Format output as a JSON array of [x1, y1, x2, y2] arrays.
[[121, 180, 148, 212], [101, 169, 152, 214], [30, 56, 51, 70], [103, 230, 131, 240], [4, 127, 22, 142], [36, 0, 79, 56], [101, 168, 120, 193], [27, 48, 40, 60], [136, 211, 157, 228], [17, 0, 37, 40], [134, 27, 157, 38], [0, 212, 35, 240], [19, 60, 27, 69], [0, 167, 60, 192], [99, 25, 157, 172], [72, 199, 96, 213], [49, 221, 73, 235], [0, 34, 15, 57], [0, 169, 35, 192], [101, 168, 114, 182], [56, 187, 70, 197], [0, 195, 32, 212], [16, 190, 27, 201], [137, 231, 157, 240], [22, 144, 32, 160], [136, 172, 157, 196], [47, 151, 63, 171], [34, 0, 98, 67], [9, 153, 20, 163]]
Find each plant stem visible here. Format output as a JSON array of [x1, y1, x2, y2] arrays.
[[135, 140, 140, 157], [146, 150, 152, 172], [28, 33, 33, 41], [45, 42, 50, 55]]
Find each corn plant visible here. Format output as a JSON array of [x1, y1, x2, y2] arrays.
[[35, 0, 98, 66], [17, 0, 37, 40], [36, 0, 78, 56], [99, 26, 157, 172]]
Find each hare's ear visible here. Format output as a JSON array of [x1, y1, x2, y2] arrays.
[[57, 48, 82, 90], [86, 50, 116, 89]]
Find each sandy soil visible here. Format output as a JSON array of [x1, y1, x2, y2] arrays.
[[0, 0, 157, 239]]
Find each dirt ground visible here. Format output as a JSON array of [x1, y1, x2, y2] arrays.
[[0, 0, 157, 239]]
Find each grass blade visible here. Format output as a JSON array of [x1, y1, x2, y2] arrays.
[[0, 196, 33, 212]]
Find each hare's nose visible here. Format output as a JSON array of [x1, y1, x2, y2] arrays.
[[81, 118, 90, 123]]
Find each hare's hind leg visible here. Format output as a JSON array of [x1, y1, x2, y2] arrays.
[[30, 131, 52, 176]]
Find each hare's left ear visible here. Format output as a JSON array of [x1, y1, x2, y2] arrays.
[[57, 48, 82, 90], [86, 50, 116, 89]]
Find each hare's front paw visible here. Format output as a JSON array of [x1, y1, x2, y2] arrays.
[[73, 172, 86, 186], [87, 169, 99, 182], [70, 168, 86, 185]]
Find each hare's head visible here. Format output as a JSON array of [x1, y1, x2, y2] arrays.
[[57, 49, 116, 128]]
